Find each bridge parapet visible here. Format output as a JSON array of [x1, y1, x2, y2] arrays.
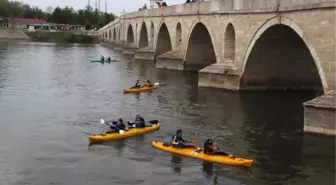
[[120, 0, 334, 19]]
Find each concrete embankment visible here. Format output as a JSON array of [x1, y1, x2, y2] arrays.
[[0, 29, 29, 39], [23, 31, 95, 43]]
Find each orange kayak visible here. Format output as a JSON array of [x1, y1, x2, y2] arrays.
[[123, 86, 157, 93], [152, 141, 253, 167], [89, 124, 160, 142]]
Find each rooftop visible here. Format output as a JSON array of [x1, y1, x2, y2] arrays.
[[10, 18, 48, 25]]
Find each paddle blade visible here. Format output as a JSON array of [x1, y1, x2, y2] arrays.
[[149, 120, 158, 124], [154, 82, 159, 86], [119, 130, 125, 134], [100, 119, 105, 124], [191, 138, 196, 144]]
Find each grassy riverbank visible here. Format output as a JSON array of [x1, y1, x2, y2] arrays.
[[23, 30, 95, 43]]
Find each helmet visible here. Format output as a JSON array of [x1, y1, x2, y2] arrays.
[[207, 138, 213, 144]]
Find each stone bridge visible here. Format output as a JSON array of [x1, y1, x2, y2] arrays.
[[98, 0, 336, 135]]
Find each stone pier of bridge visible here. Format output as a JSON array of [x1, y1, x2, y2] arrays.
[[98, 0, 336, 136]]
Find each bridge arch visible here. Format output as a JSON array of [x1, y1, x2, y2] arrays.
[[136, 23, 138, 43], [118, 27, 121, 40], [150, 22, 154, 47], [184, 22, 217, 71], [156, 22, 172, 56], [224, 23, 235, 62], [240, 16, 326, 91], [117, 27, 119, 40], [113, 28, 116, 40], [127, 24, 135, 44], [139, 22, 149, 48], [176, 22, 182, 49]]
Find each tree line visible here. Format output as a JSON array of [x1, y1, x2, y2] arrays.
[[0, 0, 115, 30]]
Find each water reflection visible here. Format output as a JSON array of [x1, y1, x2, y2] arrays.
[[238, 92, 314, 184], [89, 140, 126, 156], [202, 162, 214, 178], [171, 155, 183, 174]]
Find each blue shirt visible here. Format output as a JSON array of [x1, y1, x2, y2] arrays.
[[172, 135, 185, 143]]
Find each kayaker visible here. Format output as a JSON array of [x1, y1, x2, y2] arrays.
[[132, 80, 141, 88], [128, 114, 146, 128], [172, 129, 196, 148], [144, 79, 153, 88], [107, 57, 111, 61], [109, 118, 126, 132], [203, 139, 234, 157], [100, 55, 105, 61]]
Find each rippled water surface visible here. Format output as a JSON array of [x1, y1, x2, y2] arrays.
[[0, 41, 334, 185]]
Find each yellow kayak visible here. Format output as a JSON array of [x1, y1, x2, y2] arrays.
[[89, 124, 160, 143], [152, 141, 253, 168], [123, 86, 157, 93]]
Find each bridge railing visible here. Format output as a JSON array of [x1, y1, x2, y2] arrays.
[[122, 0, 333, 19], [98, 18, 120, 33], [98, 0, 334, 34], [231, 0, 278, 10], [279, 0, 333, 7]]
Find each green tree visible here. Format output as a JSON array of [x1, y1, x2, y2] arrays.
[[0, 1, 116, 30]]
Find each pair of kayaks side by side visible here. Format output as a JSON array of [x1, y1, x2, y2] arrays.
[[91, 60, 117, 63], [91, 60, 110, 63], [152, 141, 253, 168], [123, 86, 158, 93], [88, 123, 160, 143]]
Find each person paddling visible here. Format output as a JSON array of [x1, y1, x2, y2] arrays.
[[172, 129, 196, 148], [132, 80, 141, 88], [100, 55, 105, 61], [203, 139, 234, 158], [108, 118, 126, 133], [128, 114, 146, 128], [144, 79, 153, 88], [107, 57, 111, 61]]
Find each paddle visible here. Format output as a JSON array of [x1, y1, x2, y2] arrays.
[[212, 141, 235, 158], [155, 81, 167, 86], [148, 120, 159, 124]]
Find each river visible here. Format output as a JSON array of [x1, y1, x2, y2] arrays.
[[0, 41, 334, 185]]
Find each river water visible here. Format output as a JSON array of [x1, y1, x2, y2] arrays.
[[0, 41, 334, 185]]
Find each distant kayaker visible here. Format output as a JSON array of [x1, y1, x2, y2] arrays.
[[128, 114, 146, 128], [107, 57, 111, 61], [100, 55, 105, 61], [172, 129, 196, 148], [204, 139, 234, 157], [132, 80, 141, 88], [109, 118, 126, 132], [144, 79, 153, 88]]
